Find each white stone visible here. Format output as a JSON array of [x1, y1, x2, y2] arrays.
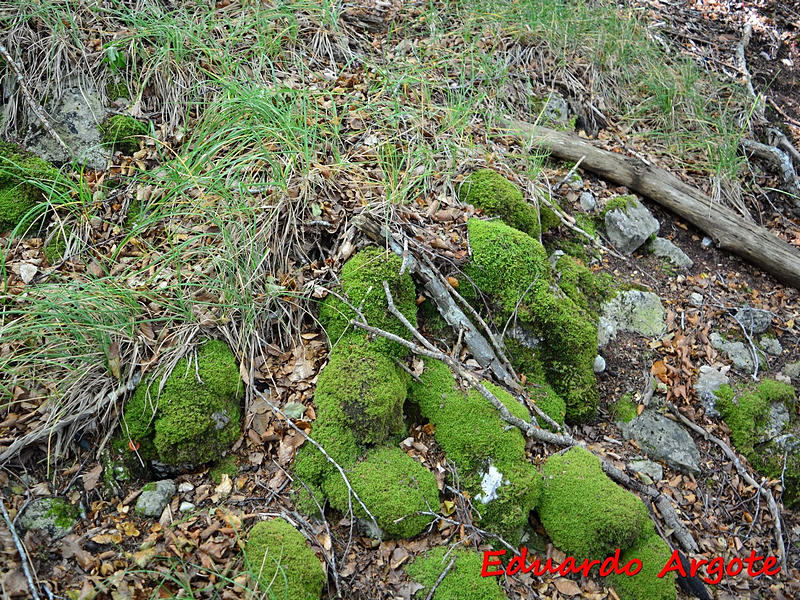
[[593, 355, 606, 373]]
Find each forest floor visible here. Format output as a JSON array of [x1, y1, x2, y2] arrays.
[[1, 0, 800, 599]]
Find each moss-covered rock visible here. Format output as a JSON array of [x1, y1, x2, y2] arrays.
[[409, 359, 542, 544], [0, 141, 60, 232], [503, 337, 566, 429], [44, 228, 69, 264], [614, 393, 638, 423], [554, 254, 615, 319], [458, 169, 558, 238], [466, 218, 598, 422], [609, 525, 677, 600], [406, 546, 506, 600], [17, 497, 79, 541], [244, 518, 326, 600], [120, 339, 242, 467], [99, 115, 148, 154], [325, 446, 439, 538], [538, 447, 649, 560], [318, 246, 417, 358], [715, 379, 800, 508]]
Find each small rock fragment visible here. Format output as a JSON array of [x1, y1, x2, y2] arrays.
[[593, 355, 606, 373], [649, 237, 693, 269], [579, 191, 596, 212], [689, 292, 704, 306], [604, 197, 660, 254], [135, 480, 176, 517]]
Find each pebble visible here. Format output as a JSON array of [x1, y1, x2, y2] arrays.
[[593, 355, 606, 373], [177, 482, 195, 493], [701, 236, 713, 249], [579, 191, 596, 212], [689, 292, 704, 306], [179, 501, 196, 513]]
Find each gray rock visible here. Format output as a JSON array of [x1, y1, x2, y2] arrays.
[[579, 191, 596, 212], [649, 237, 693, 269], [784, 361, 800, 379], [21, 77, 110, 169], [548, 250, 566, 271], [766, 403, 791, 440], [538, 93, 571, 129], [689, 292, 704, 306], [593, 355, 606, 373], [178, 501, 196, 513], [694, 365, 729, 417], [629, 458, 664, 482], [710, 332, 756, 373], [759, 336, 782, 356], [735, 307, 772, 335], [17, 497, 78, 541], [604, 198, 660, 254], [701, 237, 713, 248], [620, 410, 701, 475], [598, 290, 665, 346], [135, 480, 176, 517]]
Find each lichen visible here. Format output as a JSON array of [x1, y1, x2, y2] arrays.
[[325, 446, 438, 538], [538, 447, 649, 560], [244, 518, 326, 600], [0, 141, 60, 232], [609, 524, 677, 600], [209, 456, 238, 484], [406, 546, 506, 600], [99, 115, 149, 154], [408, 358, 542, 544], [466, 218, 598, 422], [120, 339, 243, 466], [458, 168, 558, 239], [318, 246, 417, 358]]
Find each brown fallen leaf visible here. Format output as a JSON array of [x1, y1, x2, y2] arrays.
[[82, 464, 103, 491], [553, 577, 582, 596]]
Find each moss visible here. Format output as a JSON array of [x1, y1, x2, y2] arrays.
[[406, 546, 506, 600], [99, 115, 148, 154], [244, 518, 325, 600], [601, 194, 638, 217], [318, 246, 418, 358], [538, 447, 649, 560], [610, 528, 677, 600], [142, 482, 157, 492], [314, 336, 409, 446], [209, 456, 237, 484], [503, 338, 566, 429], [614, 393, 637, 423], [467, 218, 598, 422], [106, 80, 130, 100], [458, 168, 557, 239], [325, 446, 438, 538], [0, 141, 60, 232], [121, 339, 243, 466], [715, 379, 799, 508], [44, 229, 68, 264], [45, 498, 80, 529], [554, 254, 615, 319], [293, 416, 360, 492], [409, 359, 542, 544]]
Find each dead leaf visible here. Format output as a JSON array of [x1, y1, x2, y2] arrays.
[[553, 577, 582, 595], [61, 534, 94, 570], [82, 464, 103, 491]]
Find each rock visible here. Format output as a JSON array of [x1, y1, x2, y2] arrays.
[[604, 198, 659, 254], [766, 403, 791, 440], [177, 482, 194, 493], [701, 236, 713, 248], [178, 501, 196, 513], [593, 355, 606, 373], [689, 292, 704, 306], [598, 290, 665, 346], [710, 333, 756, 373], [579, 191, 596, 212], [535, 93, 571, 129], [785, 361, 800, 379], [694, 365, 729, 417], [734, 307, 772, 335], [548, 250, 565, 271], [620, 410, 701, 475], [135, 480, 176, 517], [760, 337, 782, 356], [21, 77, 110, 169], [648, 237, 693, 269], [628, 458, 663, 482], [17, 497, 79, 541]]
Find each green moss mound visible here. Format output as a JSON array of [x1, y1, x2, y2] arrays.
[[467, 218, 598, 422], [406, 546, 506, 600], [614, 393, 637, 423], [554, 254, 615, 318], [44, 229, 69, 264], [610, 527, 677, 600], [459, 168, 558, 238], [503, 338, 566, 429], [325, 446, 438, 538], [715, 379, 800, 508], [121, 339, 242, 466], [244, 518, 325, 600], [318, 246, 417, 358], [0, 141, 60, 232], [409, 359, 542, 544], [538, 447, 649, 559], [601, 194, 638, 217], [99, 115, 148, 154]]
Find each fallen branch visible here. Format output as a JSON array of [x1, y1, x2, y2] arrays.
[[499, 119, 800, 289], [667, 404, 786, 570], [0, 498, 42, 600]]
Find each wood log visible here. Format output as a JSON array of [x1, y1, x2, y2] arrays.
[[500, 118, 800, 289]]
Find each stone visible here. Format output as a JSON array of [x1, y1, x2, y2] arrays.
[[17, 497, 79, 541], [734, 307, 772, 335], [598, 290, 665, 346], [701, 237, 713, 249], [579, 191, 596, 212], [710, 333, 756, 373], [21, 77, 110, 169], [648, 237, 693, 269], [135, 480, 176, 517], [784, 361, 800, 380], [628, 458, 663, 482], [178, 501, 196, 513], [177, 482, 194, 493], [694, 365, 729, 417], [604, 199, 659, 254], [689, 292, 704, 306], [759, 337, 782, 356], [620, 411, 700, 475], [593, 355, 606, 373], [766, 403, 791, 440]]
